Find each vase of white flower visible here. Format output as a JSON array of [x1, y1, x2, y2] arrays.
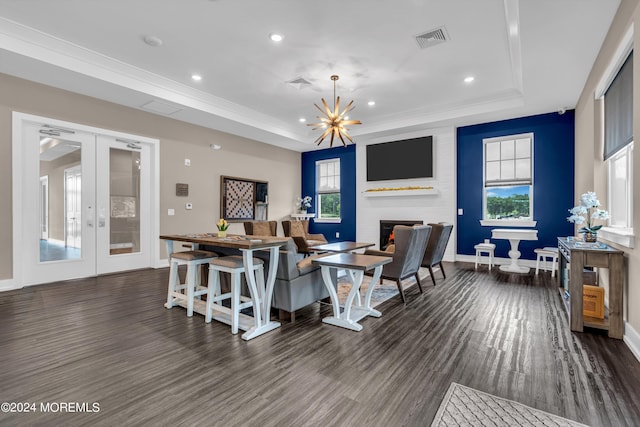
[[295, 196, 312, 214], [567, 192, 609, 242]]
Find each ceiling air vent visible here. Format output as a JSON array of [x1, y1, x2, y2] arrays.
[[415, 26, 449, 49], [287, 77, 312, 90]]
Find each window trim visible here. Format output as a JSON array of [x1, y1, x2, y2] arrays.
[[315, 158, 341, 221], [481, 133, 535, 225], [602, 142, 634, 248]]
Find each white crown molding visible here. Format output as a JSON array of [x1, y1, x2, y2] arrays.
[[0, 17, 301, 141]]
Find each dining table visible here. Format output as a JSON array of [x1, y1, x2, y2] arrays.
[[491, 228, 538, 273], [308, 241, 375, 253], [312, 253, 392, 331], [160, 233, 289, 341]]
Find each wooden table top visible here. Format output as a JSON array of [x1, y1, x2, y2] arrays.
[[311, 253, 392, 271], [160, 233, 289, 250], [308, 241, 375, 253]]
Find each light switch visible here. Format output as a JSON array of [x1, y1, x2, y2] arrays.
[[168, 208, 175, 216], [185, 203, 193, 210], [184, 158, 191, 166], [458, 208, 463, 215]]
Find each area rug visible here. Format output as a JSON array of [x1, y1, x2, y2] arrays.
[[337, 274, 418, 308], [431, 383, 589, 427]]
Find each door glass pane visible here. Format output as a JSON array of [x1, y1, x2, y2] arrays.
[[39, 137, 82, 262], [109, 147, 141, 255]]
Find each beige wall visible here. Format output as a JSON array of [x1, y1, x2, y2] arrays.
[[0, 73, 300, 280], [574, 0, 640, 333]]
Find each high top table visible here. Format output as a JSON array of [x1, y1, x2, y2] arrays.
[[160, 233, 288, 341], [491, 228, 538, 273], [312, 253, 392, 331], [308, 241, 375, 253]]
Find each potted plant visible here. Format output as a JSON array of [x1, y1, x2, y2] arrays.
[[216, 218, 229, 238], [295, 196, 312, 214], [567, 192, 609, 242]]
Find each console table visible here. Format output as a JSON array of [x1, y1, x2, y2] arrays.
[[557, 237, 624, 339]]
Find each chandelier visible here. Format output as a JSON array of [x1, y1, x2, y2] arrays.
[[308, 75, 361, 147]]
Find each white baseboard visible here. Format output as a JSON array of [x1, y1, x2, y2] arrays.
[[455, 254, 538, 269], [0, 278, 21, 292], [624, 321, 640, 363]]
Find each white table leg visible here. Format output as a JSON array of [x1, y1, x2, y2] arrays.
[[240, 248, 281, 341], [321, 265, 382, 331], [499, 238, 530, 273]]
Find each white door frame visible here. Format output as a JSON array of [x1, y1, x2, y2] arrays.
[[39, 175, 49, 240], [12, 111, 161, 288]]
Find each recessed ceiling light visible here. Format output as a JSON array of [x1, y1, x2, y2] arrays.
[[192, 74, 202, 81], [269, 33, 284, 42], [299, 118, 306, 123], [143, 35, 163, 47], [210, 144, 222, 150], [464, 76, 475, 83], [368, 101, 376, 106]]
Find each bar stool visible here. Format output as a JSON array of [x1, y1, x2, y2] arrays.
[[535, 247, 558, 277], [165, 250, 218, 317], [474, 242, 496, 270], [205, 255, 264, 334]]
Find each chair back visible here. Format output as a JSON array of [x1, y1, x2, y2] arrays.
[[281, 220, 309, 237], [243, 221, 277, 236], [387, 225, 432, 278], [422, 222, 453, 267]]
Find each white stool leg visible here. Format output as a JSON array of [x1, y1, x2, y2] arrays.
[[535, 254, 541, 275], [186, 262, 196, 317], [551, 256, 557, 278], [489, 250, 493, 271], [166, 259, 179, 309], [231, 271, 241, 334], [475, 250, 479, 269], [205, 269, 219, 323]]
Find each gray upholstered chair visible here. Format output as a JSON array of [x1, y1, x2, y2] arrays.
[[421, 222, 453, 286], [265, 238, 336, 321], [281, 219, 328, 256], [364, 225, 432, 303], [204, 237, 334, 322], [243, 220, 277, 236]]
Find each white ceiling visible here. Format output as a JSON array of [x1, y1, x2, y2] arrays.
[[0, 0, 620, 152]]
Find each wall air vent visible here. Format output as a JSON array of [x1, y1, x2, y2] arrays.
[[287, 77, 312, 90], [415, 26, 449, 49]]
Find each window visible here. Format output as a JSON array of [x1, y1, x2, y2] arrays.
[[601, 50, 633, 246], [607, 143, 633, 230], [482, 133, 533, 223], [316, 159, 340, 221]]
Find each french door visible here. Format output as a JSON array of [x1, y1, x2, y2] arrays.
[[18, 117, 154, 286]]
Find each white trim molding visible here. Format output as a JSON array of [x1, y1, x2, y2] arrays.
[[598, 227, 635, 249], [480, 219, 537, 227], [624, 321, 640, 363], [0, 279, 20, 292]]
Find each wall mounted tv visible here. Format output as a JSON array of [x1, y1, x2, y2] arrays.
[[366, 136, 433, 181]]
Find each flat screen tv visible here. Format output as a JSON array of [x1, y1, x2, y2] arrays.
[[366, 136, 433, 181]]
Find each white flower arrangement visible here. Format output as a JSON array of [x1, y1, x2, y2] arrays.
[[567, 191, 609, 234], [295, 196, 312, 210]]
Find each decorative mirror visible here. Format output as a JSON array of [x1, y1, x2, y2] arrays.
[[221, 176, 268, 221]]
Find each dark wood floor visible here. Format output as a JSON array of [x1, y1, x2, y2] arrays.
[[1, 263, 639, 426]]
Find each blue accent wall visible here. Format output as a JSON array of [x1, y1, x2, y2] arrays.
[[301, 145, 356, 242], [457, 111, 575, 260]]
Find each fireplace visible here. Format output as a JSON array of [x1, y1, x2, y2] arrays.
[[379, 220, 424, 250]]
